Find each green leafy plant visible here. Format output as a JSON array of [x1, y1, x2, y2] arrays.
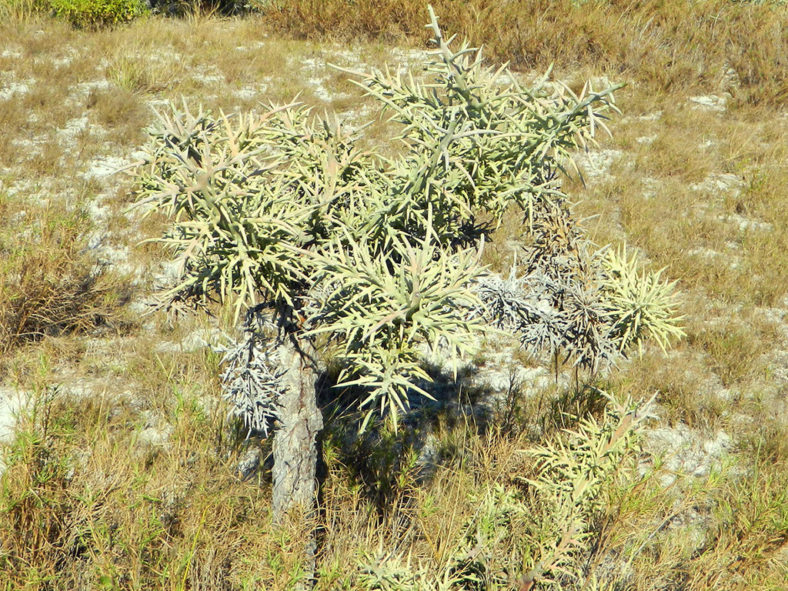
[[131, 6, 682, 566], [49, 0, 148, 28]]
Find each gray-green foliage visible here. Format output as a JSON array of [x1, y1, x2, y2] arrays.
[[517, 392, 653, 589], [449, 393, 651, 590], [133, 7, 681, 433], [357, 546, 462, 591], [352, 393, 651, 591], [353, 7, 618, 245], [134, 102, 361, 320], [308, 226, 485, 431], [217, 305, 285, 437], [474, 218, 684, 373], [600, 246, 684, 355]]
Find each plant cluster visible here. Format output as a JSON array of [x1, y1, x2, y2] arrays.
[[48, 0, 148, 28], [351, 393, 652, 590], [515, 392, 653, 589], [1, 3, 786, 589], [473, 241, 683, 374]]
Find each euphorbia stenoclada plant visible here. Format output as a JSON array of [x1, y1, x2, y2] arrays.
[[132, 6, 682, 527]]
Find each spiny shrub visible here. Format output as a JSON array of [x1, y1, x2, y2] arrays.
[[133, 5, 682, 528]]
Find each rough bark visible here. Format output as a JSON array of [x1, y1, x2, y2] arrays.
[[271, 332, 323, 576]]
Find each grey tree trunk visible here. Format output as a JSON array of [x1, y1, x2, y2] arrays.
[[272, 333, 323, 575]]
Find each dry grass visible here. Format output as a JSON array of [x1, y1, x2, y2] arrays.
[[0, 345, 281, 590], [260, 0, 788, 106], [0, 193, 125, 354], [0, 5, 787, 590]]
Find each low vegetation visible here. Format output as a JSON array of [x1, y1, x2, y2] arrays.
[[3, 0, 786, 105], [0, 1, 786, 590], [48, 0, 148, 29], [0, 193, 124, 354]]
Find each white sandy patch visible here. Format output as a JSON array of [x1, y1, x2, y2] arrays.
[[192, 68, 224, 86], [0, 79, 34, 100], [327, 47, 363, 66], [0, 387, 29, 444], [155, 327, 225, 354], [234, 41, 266, 52], [134, 410, 174, 447], [57, 115, 96, 149], [686, 247, 742, 269], [0, 387, 32, 476], [389, 47, 433, 68], [575, 149, 622, 180], [718, 212, 773, 232], [84, 155, 133, 180], [234, 82, 270, 101], [1, 47, 23, 59], [64, 80, 112, 109], [73, 79, 112, 97], [640, 110, 663, 121], [86, 232, 135, 276], [641, 177, 662, 199], [645, 425, 732, 486], [52, 50, 77, 69], [690, 172, 744, 197], [689, 94, 727, 112], [339, 102, 373, 132]]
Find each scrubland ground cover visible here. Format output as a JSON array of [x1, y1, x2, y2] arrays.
[[0, 2, 786, 589]]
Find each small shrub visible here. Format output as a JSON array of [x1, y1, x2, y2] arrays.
[[48, 0, 148, 29], [350, 392, 653, 590]]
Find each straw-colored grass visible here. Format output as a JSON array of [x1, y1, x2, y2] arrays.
[[0, 5, 786, 590]]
